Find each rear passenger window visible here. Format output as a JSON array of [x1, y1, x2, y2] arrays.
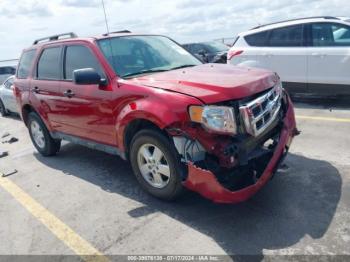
[[244, 31, 268, 46], [17, 50, 36, 79], [268, 25, 303, 47], [64, 45, 105, 80], [37, 47, 62, 80]]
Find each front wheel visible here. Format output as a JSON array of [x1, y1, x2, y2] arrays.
[[130, 129, 184, 201], [28, 112, 61, 156]]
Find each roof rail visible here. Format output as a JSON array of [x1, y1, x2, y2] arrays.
[[33, 32, 78, 45], [102, 30, 131, 36], [251, 16, 340, 30]]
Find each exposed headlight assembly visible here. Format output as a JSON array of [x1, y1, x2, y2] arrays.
[[189, 105, 237, 135]]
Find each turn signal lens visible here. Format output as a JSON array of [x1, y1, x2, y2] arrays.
[[189, 106, 203, 123]]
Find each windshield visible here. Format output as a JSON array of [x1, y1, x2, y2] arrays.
[[97, 35, 202, 78], [202, 41, 229, 53]]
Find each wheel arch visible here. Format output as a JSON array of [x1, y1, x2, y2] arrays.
[[21, 104, 52, 131], [123, 118, 171, 160]]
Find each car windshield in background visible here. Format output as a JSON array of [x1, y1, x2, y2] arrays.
[[0, 66, 16, 84], [202, 41, 229, 53], [98, 35, 201, 78]]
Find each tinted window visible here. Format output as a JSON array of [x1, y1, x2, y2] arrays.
[[245, 31, 268, 46], [64, 45, 105, 80], [202, 42, 229, 53], [190, 44, 206, 54], [312, 23, 350, 46], [0, 67, 15, 75], [17, 50, 36, 79], [37, 47, 61, 80], [268, 25, 303, 47]]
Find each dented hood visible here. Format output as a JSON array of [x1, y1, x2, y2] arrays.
[[124, 64, 278, 104]]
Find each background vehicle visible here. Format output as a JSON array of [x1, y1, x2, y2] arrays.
[[183, 41, 229, 63], [0, 66, 16, 84], [0, 75, 17, 116], [227, 16, 350, 96], [14, 32, 297, 204]]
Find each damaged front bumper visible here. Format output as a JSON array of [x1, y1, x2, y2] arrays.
[[182, 96, 298, 204]]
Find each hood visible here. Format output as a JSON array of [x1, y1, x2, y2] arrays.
[[121, 64, 278, 104]]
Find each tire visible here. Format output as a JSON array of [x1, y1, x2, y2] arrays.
[[130, 129, 184, 201], [28, 112, 61, 156], [0, 99, 9, 116]]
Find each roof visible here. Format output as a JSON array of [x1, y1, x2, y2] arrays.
[[239, 16, 350, 36], [26, 31, 166, 50]]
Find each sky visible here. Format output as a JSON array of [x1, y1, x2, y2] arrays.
[[0, 0, 349, 60]]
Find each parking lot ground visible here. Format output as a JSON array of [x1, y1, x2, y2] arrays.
[[0, 99, 350, 260]]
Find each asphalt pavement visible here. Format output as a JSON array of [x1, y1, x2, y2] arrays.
[[0, 99, 349, 261]]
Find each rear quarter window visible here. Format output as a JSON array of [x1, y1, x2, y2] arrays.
[[17, 50, 36, 79], [244, 31, 268, 46]]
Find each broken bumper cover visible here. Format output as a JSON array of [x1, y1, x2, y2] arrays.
[[182, 96, 297, 204]]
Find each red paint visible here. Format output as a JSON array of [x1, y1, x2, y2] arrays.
[[183, 96, 297, 204], [14, 34, 297, 203]]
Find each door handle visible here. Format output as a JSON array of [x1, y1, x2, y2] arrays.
[[63, 90, 75, 98], [32, 86, 40, 93], [262, 53, 273, 57], [311, 53, 327, 58]]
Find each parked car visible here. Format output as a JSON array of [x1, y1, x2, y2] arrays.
[[0, 66, 16, 85], [183, 41, 229, 63], [227, 16, 350, 96], [0, 75, 17, 116], [14, 32, 297, 203]]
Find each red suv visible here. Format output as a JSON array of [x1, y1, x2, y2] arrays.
[[14, 32, 298, 203]]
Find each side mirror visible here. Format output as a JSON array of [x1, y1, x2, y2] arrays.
[[73, 68, 105, 86]]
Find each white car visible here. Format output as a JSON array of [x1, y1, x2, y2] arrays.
[[0, 76, 17, 116], [228, 16, 350, 96]]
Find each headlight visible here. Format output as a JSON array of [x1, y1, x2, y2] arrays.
[[189, 105, 237, 135]]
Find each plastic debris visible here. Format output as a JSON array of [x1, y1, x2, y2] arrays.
[[2, 137, 18, 144], [1, 169, 18, 177], [0, 150, 8, 158], [1, 132, 10, 138]]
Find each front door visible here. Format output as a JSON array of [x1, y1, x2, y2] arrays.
[[307, 22, 350, 94], [57, 44, 115, 145]]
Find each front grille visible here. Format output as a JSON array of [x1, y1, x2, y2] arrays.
[[239, 84, 282, 137]]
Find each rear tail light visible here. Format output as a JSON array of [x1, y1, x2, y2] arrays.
[[227, 50, 243, 61]]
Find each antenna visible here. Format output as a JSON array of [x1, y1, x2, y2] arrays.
[[101, 0, 110, 34]]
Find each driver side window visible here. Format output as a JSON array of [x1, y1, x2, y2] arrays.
[[64, 45, 105, 80], [311, 23, 350, 46]]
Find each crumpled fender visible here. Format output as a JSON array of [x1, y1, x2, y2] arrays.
[[183, 96, 298, 204]]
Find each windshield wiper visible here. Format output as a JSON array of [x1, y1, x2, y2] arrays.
[[122, 64, 198, 79], [123, 69, 169, 79], [169, 64, 197, 70]]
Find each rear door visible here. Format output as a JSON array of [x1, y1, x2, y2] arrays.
[[259, 24, 308, 92], [306, 22, 350, 94], [30, 46, 63, 129], [58, 44, 115, 145]]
